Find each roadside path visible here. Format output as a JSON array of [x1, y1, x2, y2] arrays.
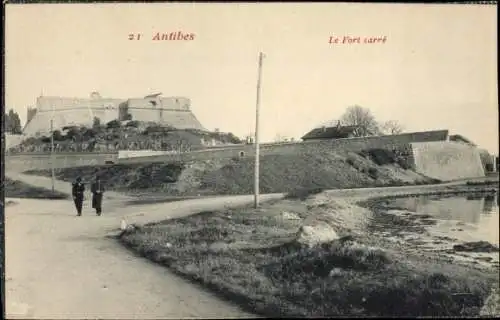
[[5, 173, 282, 319]]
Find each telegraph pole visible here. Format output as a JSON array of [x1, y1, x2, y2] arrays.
[[50, 106, 55, 192], [254, 52, 264, 209]]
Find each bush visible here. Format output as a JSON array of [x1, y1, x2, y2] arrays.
[[368, 167, 379, 179], [226, 133, 243, 144], [346, 157, 355, 166], [106, 120, 121, 129], [359, 148, 415, 170], [126, 120, 141, 128], [64, 127, 80, 140], [362, 149, 397, 166], [143, 124, 173, 135], [92, 117, 101, 129], [52, 130, 64, 141], [81, 128, 97, 139]]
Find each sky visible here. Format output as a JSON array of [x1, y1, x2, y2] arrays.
[[5, 3, 498, 153]]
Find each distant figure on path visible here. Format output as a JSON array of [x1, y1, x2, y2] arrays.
[[72, 177, 85, 216], [91, 176, 105, 216]]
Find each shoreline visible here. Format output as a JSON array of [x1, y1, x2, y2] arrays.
[[357, 185, 499, 272]]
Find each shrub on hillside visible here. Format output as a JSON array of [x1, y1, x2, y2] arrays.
[[106, 120, 121, 129], [359, 148, 412, 169], [81, 128, 97, 139], [226, 133, 242, 144], [368, 167, 379, 179], [92, 117, 101, 129], [126, 120, 141, 128], [359, 149, 397, 166], [142, 124, 174, 135], [64, 126, 81, 141], [52, 130, 64, 141], [346, 157, 356, 166]]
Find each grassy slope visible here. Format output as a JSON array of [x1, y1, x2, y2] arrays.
[[26, 150, 437, 196], [4, 177, 69, 199], [119, 192, 498, 317]]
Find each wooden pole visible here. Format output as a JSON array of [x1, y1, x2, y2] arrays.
[[254, 52, 264, 209], [50, 117, 55, 192]]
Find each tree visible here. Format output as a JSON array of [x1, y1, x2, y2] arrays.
[[225, 133, 242, 144], [339, 105, 380, 137], [52, 130, 64, 141], [4, 109, 23, 134], [64, 126, 80, 141], [380, 120, 404, 135], [106, 119, 121, 129], [92, 117, 101, 129]]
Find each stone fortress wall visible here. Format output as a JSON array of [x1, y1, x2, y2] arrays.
[[410, 141, 485, 181], [21, 93, 205, 137], [23, 96, 123, 136]]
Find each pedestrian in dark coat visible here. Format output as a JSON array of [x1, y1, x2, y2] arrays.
[[72, 177, 85, 216], [91, 176, 105, 216]]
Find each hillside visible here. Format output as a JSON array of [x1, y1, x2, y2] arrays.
[[25, 149, 439, 196], [8, 120, 242, 153]]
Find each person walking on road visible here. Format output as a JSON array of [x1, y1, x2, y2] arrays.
[[72, 177, 85, 216], [91, 176, 105, 216]]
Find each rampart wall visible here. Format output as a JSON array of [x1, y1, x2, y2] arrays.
[[116, 130, 448, 165], [6, 129, 484, 181], [410, 141, 485, 180]]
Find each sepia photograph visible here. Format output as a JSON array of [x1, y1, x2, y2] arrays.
[[2, 2, 499, 319]]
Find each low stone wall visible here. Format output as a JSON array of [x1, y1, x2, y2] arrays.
[[117, 150, 180, 159], [4, 153, 118, 172], [410, 141, 485, 181], [116, 135, 425, 165]]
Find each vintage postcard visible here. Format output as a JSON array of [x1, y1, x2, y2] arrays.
[[3, 2, 499, 319]]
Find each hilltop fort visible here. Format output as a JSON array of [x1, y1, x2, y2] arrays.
[[23, 92, 205, 136]]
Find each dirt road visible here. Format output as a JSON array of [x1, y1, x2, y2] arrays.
[[5, 173, 283, 319]]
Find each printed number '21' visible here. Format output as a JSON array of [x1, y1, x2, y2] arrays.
[[128, 33, 142, 40]]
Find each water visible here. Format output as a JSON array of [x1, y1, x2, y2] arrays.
[[385, 192, 499, 245]]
